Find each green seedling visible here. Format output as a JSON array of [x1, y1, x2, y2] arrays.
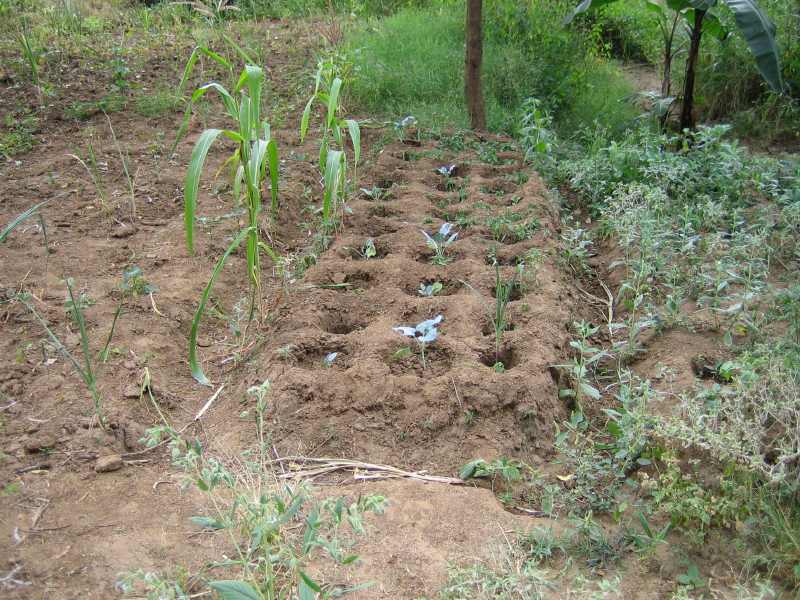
[[393, 315, 443, 369], [491, 263, 517, 368], [362, 238, 376, 259], [361, 186, 389, 202], [182, 60, 280, 385], [18, 25, 42, 92], [300, 57, 361, 228], [67, 139, 109, 210], [19, 279, 104, 424], [418, 282, 443, 297], [421, 223, 458, 266], [394, 115, 418, 142], [554, 320, 610, 412]]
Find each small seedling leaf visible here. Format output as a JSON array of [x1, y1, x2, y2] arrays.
[[190, 515, 225, 530]]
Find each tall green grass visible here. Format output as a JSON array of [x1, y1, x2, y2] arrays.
[[346, 2, 637, 137]]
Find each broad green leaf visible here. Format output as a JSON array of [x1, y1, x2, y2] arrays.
[[687, 0, 717, 10], [580, 382, 601, 400], [189, 228, 250, 386], [458, 459, 484, 480], [564, 0, 621, 24], [184, 128, 225, 254], [0, 199, 50, 243], [666, 0, 693, 10], [190, 515, 225, 529], [723, 0, 786, 92], [208, 580, 262, 600]]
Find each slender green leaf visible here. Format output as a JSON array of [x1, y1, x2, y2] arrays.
[[326, 78, 342, 129], [345, 119, 361, 167], [323, 150, 345, 224], [300, 95, 315, 142], [1, 200, 50, 243], [267, 139, 279, 216], [184, 128, 225, 254], [189, 228, 249, 386], [299, 571, 321, 592], [222, 32, 255, 65]]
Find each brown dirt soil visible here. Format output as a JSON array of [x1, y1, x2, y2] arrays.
[[0, 18, 584, 597]]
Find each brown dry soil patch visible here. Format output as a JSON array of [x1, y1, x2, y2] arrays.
[[0, 18, 739, 600]]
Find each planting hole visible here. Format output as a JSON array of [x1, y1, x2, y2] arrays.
[[478, 345, 517, 371], [319, 312, 367, 335]]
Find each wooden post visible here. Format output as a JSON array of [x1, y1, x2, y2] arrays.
[[465, 0, 486, 131]]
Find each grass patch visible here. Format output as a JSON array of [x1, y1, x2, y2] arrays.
[[346, 1, 637, 138], [0, 111, 39, 158], [132, 87, 182, 118]]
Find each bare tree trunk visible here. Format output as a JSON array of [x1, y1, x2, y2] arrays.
[[465, 0, 486, 131], [680, 9, 706, 132]]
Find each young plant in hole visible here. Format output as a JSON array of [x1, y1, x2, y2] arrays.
[[421, 222, 458, 266], [554, 320, 610, 412], [362, 238, 377, 259], [418, 281, 443, 297], [360, 185, 389, 202], [393, 315, 443, 369], [394, 115, 418, 143], [182, 61, 280, 385], [300, 57, 361, 229], [491, 262, 518, 371], [436, 164, 457, 191]]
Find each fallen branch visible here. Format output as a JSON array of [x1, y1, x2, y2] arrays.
[[269, 456, 464, 485]]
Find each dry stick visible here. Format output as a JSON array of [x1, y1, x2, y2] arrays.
[[268, 456, 464, 485]]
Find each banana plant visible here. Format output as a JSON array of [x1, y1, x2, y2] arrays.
[[566, 0, 787, 130]]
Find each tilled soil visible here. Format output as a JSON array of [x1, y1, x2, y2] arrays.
[[0, 26, 582, 593]]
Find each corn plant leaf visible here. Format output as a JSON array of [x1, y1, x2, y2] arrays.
[[189, 227, 250, 386], [0, 199, 50, 243], [723, 0, 786, 92], [208, 580, 262, 600], [323, 150, 345, 224], [299, 571, 321, 593], [267, 139, 279, 216], [346, 118, 361, 167], [327, 77, 342, 129], [184, 128, 225, 254], [222, 32, 255, 66], [300, 95, 315, 142], [177, 46, 232, 98]]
